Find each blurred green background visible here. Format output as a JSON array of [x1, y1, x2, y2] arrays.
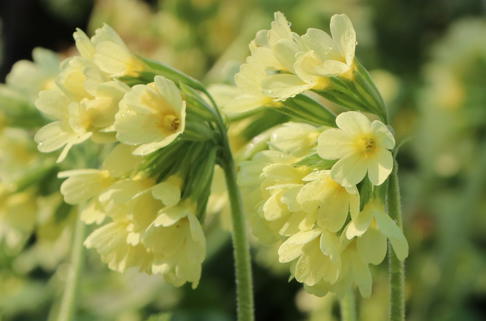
[[0, 0, 485, 320]]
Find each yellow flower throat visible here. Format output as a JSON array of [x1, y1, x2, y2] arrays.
[[355, 134, 377, 157]]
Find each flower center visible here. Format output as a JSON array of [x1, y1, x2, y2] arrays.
[[161, 114, 180, 132], [355, 134, 377, 156]]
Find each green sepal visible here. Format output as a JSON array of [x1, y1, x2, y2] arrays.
[[183, 116, 217, 142], [240, 109, 289, 142], [294, 153, 336, 170], [280, 94, 335, 127], [118, 71, 157, 86], [357, 177, 374, 211], [139, 56, 206, 93], [313, 60, 388, 122], [179, 82, 216, 121]]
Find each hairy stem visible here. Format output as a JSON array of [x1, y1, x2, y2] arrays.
[[340, 289, 357, 321], [56, 216, 85, 321], [388, 167, 405, 321], [222, 154, 255, 321]]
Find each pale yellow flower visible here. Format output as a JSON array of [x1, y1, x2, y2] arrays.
[[0, 129, 37, 186], [295, 14, 356, 86], [73, 24, 144, 77], [6, 47, 60, 100], [58, 169, 114, 205], [278, 229, 340, 286], [35, 85, 92, 162], [297, 170, 359, 232], [317, 111, 395, 186], [84, 220, 153, 273], [345, 199, 408, 261], [115, 75, 186, 155], [268, 122, 320, 157], [143, 200, 206, 288], [0, 186, 37, 249], [261, 13, 357, 100], [35, 58, 129, 161]]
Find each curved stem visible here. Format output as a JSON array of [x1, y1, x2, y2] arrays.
[[340, 289, 357, 321], [387, 167, 405, 321], [204, 86, 254, 321], [222, 154, 255, 321], [56, 215, 85, 321]]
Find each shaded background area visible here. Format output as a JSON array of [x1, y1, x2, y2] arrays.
[[0, 0, 485, 321]]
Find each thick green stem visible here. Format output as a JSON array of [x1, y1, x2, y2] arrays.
[[56, 216, 85, 321], [387, 167, 405, 321], [222, 155, 255, 321], [340, 289, 357, 321]]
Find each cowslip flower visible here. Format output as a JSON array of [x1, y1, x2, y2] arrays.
[[73, 24, 145, 77], [345, 199, 408, 261], [294, 14, 356, 87], [278, 229, 340, 287], [260, 13, 356, 101], [317, 111, 395, 186], [297, 170, 359, 232], [5, 47, 60, 100], [115, 75, 186, 155], [143, 200, 206, 288], [34, 60, 129, 161]]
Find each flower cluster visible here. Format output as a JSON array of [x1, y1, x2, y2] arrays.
[[221, 12, 385, 121], [34, 25, 222, 288], [34, 25, 143, 162], [239, 114, 407, 297], [233, 13, 408, 298], [0, 48, 74, 268]]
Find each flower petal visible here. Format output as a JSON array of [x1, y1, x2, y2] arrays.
[[331, 154, 368, 187], [374, 210, 409, 261], [262, 74, 311, 101], [330, 14, 356, 65], [367, 149, 393, 186], [317, 128, 353, 160], [335, 111, 371, 135]]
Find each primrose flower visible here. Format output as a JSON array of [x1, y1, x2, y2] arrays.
[[346, 199, 408, 261], [115, 75, 186, 155], [295, 14, 356, 87], [297, 170, 359, 232], [143, 200, 206, 288], [317, 111, 395, 186], [73, 24, 145, 77], [34, 60, 129, 161], [6, 48, 60, 100], [278, 229, 340, 287], [84, 220, 154, 273], [223, 53, 280, 116]]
